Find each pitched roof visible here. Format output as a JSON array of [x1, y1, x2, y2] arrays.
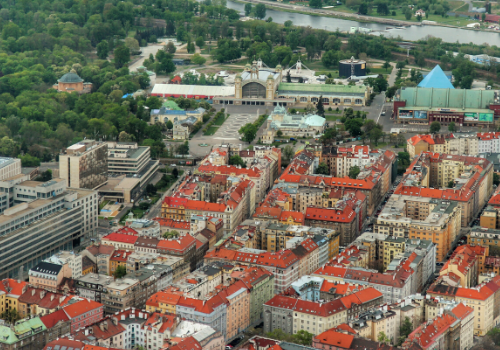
[[44, 339, 84, 350], [31, 262, 62, 275], [313, 329, 354, 349], [157, 234, 196, 252], [102, 232, 139, 245], [40, 309, 70, 329], [0, 279, 27, 296], [63, 299, 103, 319]]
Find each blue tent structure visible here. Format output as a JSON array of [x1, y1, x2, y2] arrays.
[[418, 65, 454, 89]]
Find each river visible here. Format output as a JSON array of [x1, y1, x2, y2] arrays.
[[227, 0, 500, 45]]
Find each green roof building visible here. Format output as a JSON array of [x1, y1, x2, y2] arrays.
[[394, 87, 497, 126], [277, 83, 370, 107], [0, 317, 47, 350]]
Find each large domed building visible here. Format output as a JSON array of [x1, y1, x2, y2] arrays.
[[52, 71, 92, 93]]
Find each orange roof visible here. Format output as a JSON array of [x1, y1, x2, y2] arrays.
[[314, 329, 354, 349], [305, 206, 356, 223], [115, 226, 138, 235], [157, 234, 196, 252], [450, 303, 474, 320], [0, 279, 27, 296], [455, 284, 494, 300], [146, 291, 182, 308], [353, 287, 383, 303], [153, 218, 190, 230], [197, 162, 261, 177], [163, 197, 227, 213], [63, 299, 103, 319], [279, 211, 304, 224], [314, 266, 347, 278]]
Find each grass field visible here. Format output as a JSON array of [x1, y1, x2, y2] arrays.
[[326, 115, 342, 121], [204, 126, 219, 135], [454, 3, 470, 11], [99, 200, 109, 210], [213, 113, 228, 126]]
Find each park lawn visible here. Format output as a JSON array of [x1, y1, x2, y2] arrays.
[[454, 3, 470, 11], [213, 113, 228, 126], [204, 126, 219, 135], [119, 208, 146, 224], [324, 4, 357, 13], [325, 115, 342, 121], [361, 8, 475, 26], [150, 195, 160, 205], [369, 67, 393, 74]]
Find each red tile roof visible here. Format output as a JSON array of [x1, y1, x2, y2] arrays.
[[279, 211, 305, 224], [115, 226, 138, 235], [40, 309, 70, 329], [305, 206, 356, 223], [153, 217, 191, 230], [455, 284, 494, 300], [170, 336, 202, 350], [102, 232, 138, 245], [163, 197, 227, 212], [44, 339, 84, 350]]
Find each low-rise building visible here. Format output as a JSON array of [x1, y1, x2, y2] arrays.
[[62, 298, 104, 333]]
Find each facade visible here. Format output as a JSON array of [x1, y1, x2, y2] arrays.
[[62, 298, 104, 333], [29, 262, 71, 292], [59, 140, 108, 189], [0, 157, 21, 182], [277, 83, 371, 107], [394, 87, 498, 126], [0, 317, 47, 350], [0, 177, 98, 279], [75, 273, 111, 303], [407, 133, 480, 158], [45, 251, 83, 279]]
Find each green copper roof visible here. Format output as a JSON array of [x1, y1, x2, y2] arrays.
[[58, 72, 83, 83], [278, 83, 367, 93], [400, 87, 495, 109], [0, 317, 47, 344]]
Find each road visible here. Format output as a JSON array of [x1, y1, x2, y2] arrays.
[[146, 167, 190, 219]]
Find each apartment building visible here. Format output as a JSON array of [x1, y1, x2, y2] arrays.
[[205, 248, 299, 294], [28, 262, 72, 292], [395, 152, 493, 227], [62, 298, 104, 333], [45, 251, 83, 279], [402, 302, 474, 350], [0, 317, 47, 350], [76, 273, 112, 303], [101, 277, 140, 314], [407, 133, 479, 158], [59, 140, 108, 189], [0, 176, 98, 279], [439, 244, 486, 287]]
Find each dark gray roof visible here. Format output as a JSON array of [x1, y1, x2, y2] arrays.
[[31, 262, 62, 275], [58, 72, 83, 83], [280, 342, 315, 350]]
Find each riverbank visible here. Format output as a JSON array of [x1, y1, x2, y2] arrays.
[[234, 0, 500, 35], [235, 0, 420, 26]]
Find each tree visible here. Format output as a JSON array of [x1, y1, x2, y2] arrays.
[[19, 154, 40, 167], [404, 9, 412, 20], [255, 4, 267, 19], [377, 331, 390, 345], [430, 121, 441, 133], [229, 155, 247, 167], [284, 20, 293, 27], [316, 96, 325, 117], [349, 166, 361, 179], [293, 330, 314, 346], [166, 42, 177, 54], [383, 61, 391, 72], [114, 45, 130, 68], [487, 326, 500, 346], [36, 170, 52, 182], [397, 317, 413, 345], [448, 122, 456, 132], [125, 37, 140, 53], [239, 123, 258, 143], [447, 180, 454, 188], [163, 230, 180, 238], [146, 183, 157, 196], [316, 162, 330, 175], [244, 3, 252, 16], [359, 3, 368, 15], [369, 128, 384, 145], [277, 130, 283, 137], [97, 40, 109, 59], [283, 145, 295, 163], [191, 53, 207, 66], [386, 86, 398, 99], [172, 167, 179, 178], [113, 265, 127, 278], [176, 141, 189, 155], [119, 131, 134, 142], [377, 2, 389, 15], [195, 37, 205, 48], [396, 61, 406, 69], [309, 0, 322, 8], [494, 173, 500, 186], [166, 120, 174, 129]]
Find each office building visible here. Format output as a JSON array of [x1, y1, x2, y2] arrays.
[[59, 140, 108, 189], [0, 176, 98, 279]]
